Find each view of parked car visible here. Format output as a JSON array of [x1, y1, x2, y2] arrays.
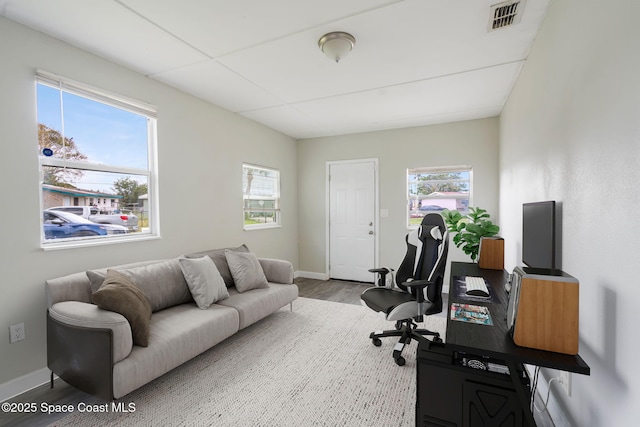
[[48, 205, 139, 232], [43, 210, 128, 240], [419, 204, 444, 211]]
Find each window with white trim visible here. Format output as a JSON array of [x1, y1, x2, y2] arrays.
[[243, 164, 280, 230], [36, 71, 158, 247], [407, 166, 472, 227]]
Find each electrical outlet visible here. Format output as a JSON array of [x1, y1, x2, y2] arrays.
[[9, 323, 25, 343], [558, 371, 571, 396]]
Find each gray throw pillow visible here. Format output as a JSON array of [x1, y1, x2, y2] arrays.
[[224, 250, 269, 293], [185, 245, 249, 287], [178, 256, 229, 309], [92, 270, 152, 347], [87, 270, 106, 302]]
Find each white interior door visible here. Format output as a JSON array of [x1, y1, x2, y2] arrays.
[[328, 160, 377, 282]]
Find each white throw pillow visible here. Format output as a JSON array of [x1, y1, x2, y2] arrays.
[[178, 256, 229, 309], [224, 250, 269, 293]]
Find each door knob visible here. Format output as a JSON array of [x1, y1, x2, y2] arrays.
[[369, 231, 374, 235]]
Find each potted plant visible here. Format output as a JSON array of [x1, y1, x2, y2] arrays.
[[441, 207, 500, 262]]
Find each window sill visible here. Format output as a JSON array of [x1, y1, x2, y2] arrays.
[[243, 224, 281, 231], [41, 232, 160, 251]]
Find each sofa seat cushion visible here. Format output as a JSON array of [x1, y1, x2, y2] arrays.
[[112, 303, 239, 399], [49, 301, 133, 364], [217, 283, 299, 329]]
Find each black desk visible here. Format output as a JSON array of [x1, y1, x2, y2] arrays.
[[416, 262, 590, 427]]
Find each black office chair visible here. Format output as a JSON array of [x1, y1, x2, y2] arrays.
[[361, 213, 449, 366]]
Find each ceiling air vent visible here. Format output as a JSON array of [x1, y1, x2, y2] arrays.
[[489, 0, 526, 31]]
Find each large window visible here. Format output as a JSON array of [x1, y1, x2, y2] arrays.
[[243, 164, 280, 230], [407, 166, 472, 226], [36, 71, 158, 247]]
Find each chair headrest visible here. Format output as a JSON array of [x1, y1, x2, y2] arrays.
[[419, 225, 443, 241], [430, 226, 443, 241]]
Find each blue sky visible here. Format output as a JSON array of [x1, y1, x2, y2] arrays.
[[37, 84, 149, 193]]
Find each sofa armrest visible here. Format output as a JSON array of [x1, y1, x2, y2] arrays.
[[47, 303, 124, 401], [49, 301, 133, 364], [259, 258, 294, 284]]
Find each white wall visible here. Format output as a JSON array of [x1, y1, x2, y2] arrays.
[[0, 16, 298, 391], [297, 118, 500, 278], [499, 0, 640, 425]]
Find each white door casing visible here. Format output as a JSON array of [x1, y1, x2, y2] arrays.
[[327, 159, 378, 282]]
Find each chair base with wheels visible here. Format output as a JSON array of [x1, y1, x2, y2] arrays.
[[369, 317, 442, 366]]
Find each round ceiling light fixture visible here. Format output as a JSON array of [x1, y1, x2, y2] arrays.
[[318, 32, 356, 63]]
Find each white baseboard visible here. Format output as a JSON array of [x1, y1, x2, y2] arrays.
[[294, 271, 329, 280], [0, 368, 52, 403]]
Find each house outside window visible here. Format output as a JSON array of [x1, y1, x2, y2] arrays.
[[36, 71, 158, 247], [243, 164, 280, 230], [407, 166, 472, 227]]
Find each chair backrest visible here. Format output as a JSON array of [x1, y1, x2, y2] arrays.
[[395, 213, 449, 313]]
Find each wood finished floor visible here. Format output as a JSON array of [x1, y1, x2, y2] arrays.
[[0, 278, 377, 427]]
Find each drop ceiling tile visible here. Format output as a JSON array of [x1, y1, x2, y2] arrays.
[[0, 0, 206, 75], [152, 59, 284, 112], [283, 61, 523, 138], [240, 104, 331, 139]]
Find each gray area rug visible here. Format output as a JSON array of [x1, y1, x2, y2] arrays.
[[49, 297, 446, 427]]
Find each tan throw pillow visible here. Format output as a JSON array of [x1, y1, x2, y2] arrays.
[[178, 256, 229, 309], [92, 270, 152, 347], [224, 250, 269, 293]]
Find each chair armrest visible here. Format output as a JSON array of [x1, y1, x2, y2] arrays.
[[368, 268, 390, 274], [402, 279, 433, 290], [259, 258, 294, 284], [369, 268, 393, 287], [402, 279, 435, 304]]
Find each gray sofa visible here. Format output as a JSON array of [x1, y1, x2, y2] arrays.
[[45, 246, 298, 401]]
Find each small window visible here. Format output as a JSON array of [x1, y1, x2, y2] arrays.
[[37, 71, 158, 247], [407, 166, 472, 227], [243, 164, 280, 230]]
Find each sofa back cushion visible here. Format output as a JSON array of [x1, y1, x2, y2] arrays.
[[88, 259, 192, 312]]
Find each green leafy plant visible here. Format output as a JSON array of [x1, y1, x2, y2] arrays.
[[441, 207, 500, 262]]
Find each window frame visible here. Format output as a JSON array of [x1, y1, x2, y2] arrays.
[[36, 71, 159, 249], [407, 165, 473, 228], [242, 163, 281, 231]]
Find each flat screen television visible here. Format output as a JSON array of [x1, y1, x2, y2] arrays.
[[522, 201, 557, 269]]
